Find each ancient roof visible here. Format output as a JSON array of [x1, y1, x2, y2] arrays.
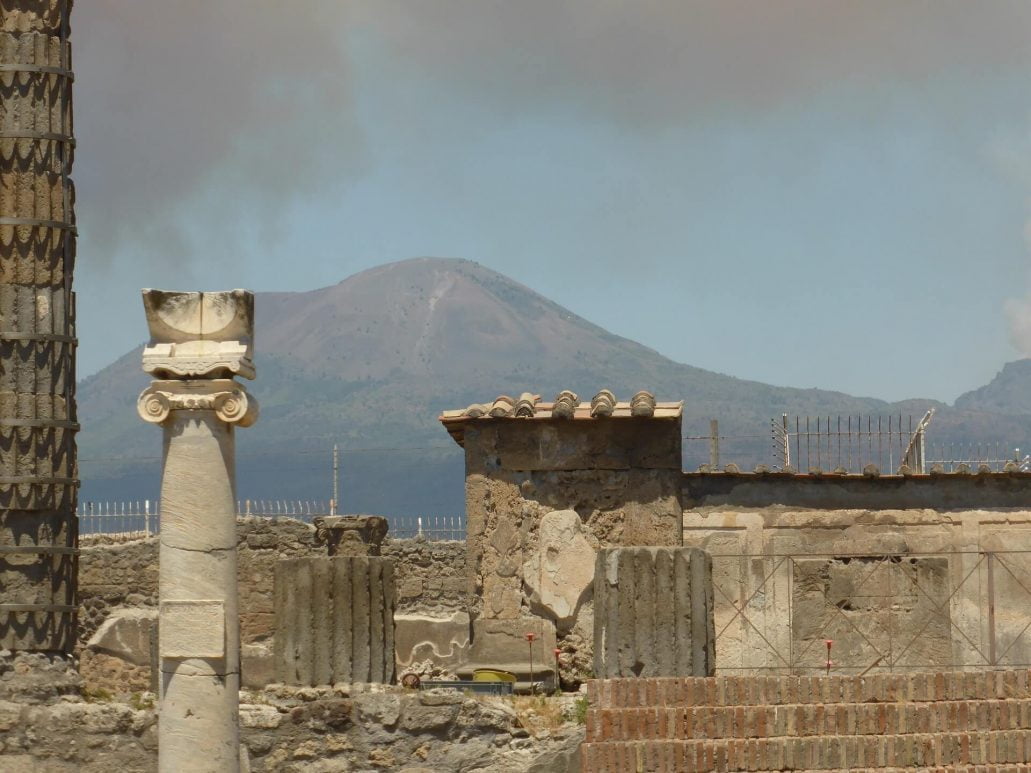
[[439, 390, 683, 447]]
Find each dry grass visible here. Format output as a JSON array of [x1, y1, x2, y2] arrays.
[[511, 695, 576, 735]]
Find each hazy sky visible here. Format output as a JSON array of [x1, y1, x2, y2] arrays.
[[72, 1, 1031, 403]]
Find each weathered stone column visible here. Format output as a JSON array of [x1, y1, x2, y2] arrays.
[[138, 289, 257, 773], [313, 514, 389, 556], [0, 0, 79, 653], [274, 556, 396, 686], [593, 547, 715, 678]]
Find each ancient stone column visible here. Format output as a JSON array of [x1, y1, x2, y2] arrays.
[[274, 556, 395, 685], [313, 514, 389, 556], [593, 547, 715, 678], [138, 289, 257, 773], [0, 0, 79, 653]]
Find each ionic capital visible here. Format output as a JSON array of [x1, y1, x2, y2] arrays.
[[137, 379, 259, 427]]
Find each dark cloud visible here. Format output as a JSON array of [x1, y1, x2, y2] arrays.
[[351, 0, 1031, 124]]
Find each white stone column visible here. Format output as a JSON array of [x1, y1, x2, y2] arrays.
[[137, 290, 257, 773]]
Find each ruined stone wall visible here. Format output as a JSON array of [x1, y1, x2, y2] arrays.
[[382, 538, 468, 616], [0, 686, 585, 772], [682, 472, 1031, 675], [459, 418, 683, 685], [78, 517, 317, 648], [77, 518, 473, 690], [464, 420, 682, 621]]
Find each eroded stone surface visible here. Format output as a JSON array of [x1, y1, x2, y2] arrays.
[[0, 689, 586, 772], [683, 504, 1031, 674], [86, 607, 156, 667], [522, 510, 596, 634], [313, 515, 389, 557], [395, 611, 470, 673], [142, 289, 255, 380], [593, 547, 715, 679]]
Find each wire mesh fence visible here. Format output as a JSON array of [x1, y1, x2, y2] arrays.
[[77, 500, 466, 541]]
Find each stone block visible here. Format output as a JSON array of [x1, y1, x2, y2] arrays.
[[522, 510, 596, 634], [395, 612, 470, 673], [241, 642, 275, 690], [464, 420, 682, 473], [85, 607, 157, 667], [457, 618, 557, 688], [593, 547, 715, 678], [160, 599, 225, 659]]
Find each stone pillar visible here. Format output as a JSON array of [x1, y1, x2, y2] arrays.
[[273, 556, 395, 685], [593, 547, 715, 678], [0, 0, 79, 653], [137, 289, 257, 773]]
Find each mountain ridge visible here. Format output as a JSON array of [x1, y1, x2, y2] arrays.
[[77, 258, 1031, 513]]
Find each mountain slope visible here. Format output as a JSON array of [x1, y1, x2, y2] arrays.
[[955, 360, 1031, 415], [76, 258, 1031, 513]]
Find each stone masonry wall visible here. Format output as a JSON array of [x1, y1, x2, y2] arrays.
[[79, 519, 470, 648], [0, 686, 585, 772], [382, 539, 468, 616], [78, 518, 472, 692], [465, 420, 683, 623], [682, 472, 1031, 675], [79, 517, 317, 649]]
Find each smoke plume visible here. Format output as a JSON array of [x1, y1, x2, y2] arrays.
[[72, 1, 1031, 270], [73, 1, 361, 268]]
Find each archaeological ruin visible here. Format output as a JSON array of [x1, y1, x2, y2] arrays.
[[5, 3, 1031, 771], [9, 369, 1031, 771], [0, 0, 78, 656], [137, 288, 258, 772]]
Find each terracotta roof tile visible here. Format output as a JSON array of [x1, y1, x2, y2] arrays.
[[439, 389, 683, 447]]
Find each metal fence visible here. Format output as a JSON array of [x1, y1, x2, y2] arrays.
[[770, 413, 930, 473], [77, 500, 466, 541], [707, 549, 1031, 675], [682, 410, 1031, 474]]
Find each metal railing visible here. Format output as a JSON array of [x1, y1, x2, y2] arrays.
[[77, 500, 466, 541], [683, 410, 1031, 475], [770, 412, 932, 473]]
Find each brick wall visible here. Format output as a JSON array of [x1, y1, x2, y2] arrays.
[[583, 670, 1031, 772]]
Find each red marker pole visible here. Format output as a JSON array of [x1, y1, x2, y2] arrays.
[[526, 633, 536, 693], [553, 648, 562, 693], [825, 639, 833, 676]]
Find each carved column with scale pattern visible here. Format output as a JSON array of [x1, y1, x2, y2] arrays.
[[0, 0, 78, 653]]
